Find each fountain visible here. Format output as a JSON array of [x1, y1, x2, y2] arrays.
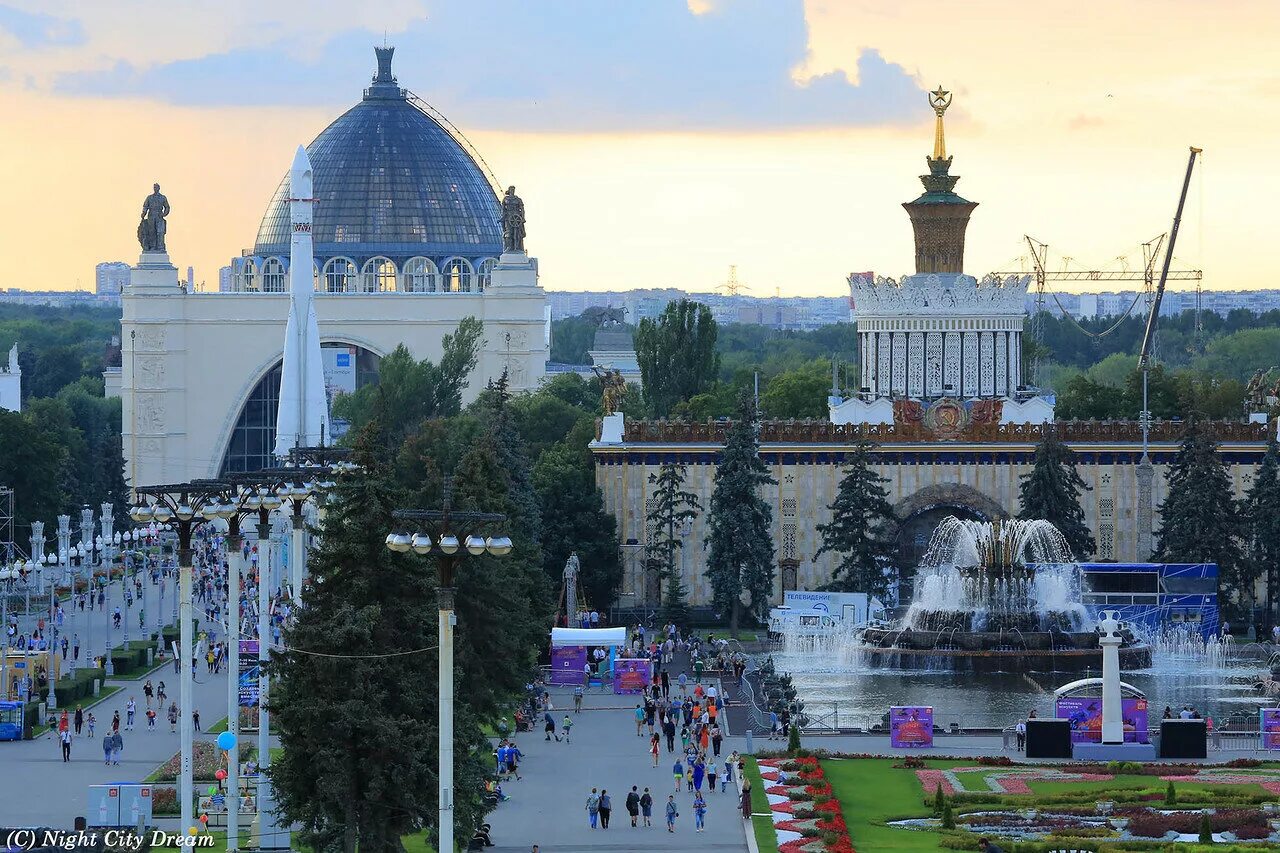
[[858, 517, 1152, 672]]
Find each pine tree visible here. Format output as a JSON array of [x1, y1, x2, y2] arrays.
[[644, 462, 701, 625], [705, 392, 777, 636], [1155, 420, 1246, 611], [1245, 442, 1280, 631], [814, 439, 895, 597], [269, 436, 444, 852], [634, 299, 720, 417], [1017, 425, 1094, 558]]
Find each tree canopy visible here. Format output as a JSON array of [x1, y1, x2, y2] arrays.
[[1017, 426, 1094, 559], [634, 299, 720, 416], [814, 440, 896, 597]]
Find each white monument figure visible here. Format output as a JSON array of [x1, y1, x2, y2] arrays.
[[564, 552, 580, 626], [274, 145, 330, 456], [1098, 609, 1125, 744], [0, 342, 19, 413]]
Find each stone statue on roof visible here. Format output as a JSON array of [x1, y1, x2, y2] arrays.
[[138, 183, 170, 252], [501, 185, 526, 253], [592, 365, 627, 416]]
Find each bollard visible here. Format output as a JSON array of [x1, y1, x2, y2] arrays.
[[93, 678, 100, 696], [746, 728, 753, 755]]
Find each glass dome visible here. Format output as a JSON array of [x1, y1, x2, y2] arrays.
[[253, 48, 503, 265]]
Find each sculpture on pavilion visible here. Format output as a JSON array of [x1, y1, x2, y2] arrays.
[[501, 185, 526, 253], [592, 365, 627, 416], [138, 183, 170, 252]]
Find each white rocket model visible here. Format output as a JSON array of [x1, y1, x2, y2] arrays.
[[274, 145, 330, 456]]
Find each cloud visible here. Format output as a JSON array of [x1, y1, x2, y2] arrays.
[[52, 0, 923, 131], [0, 4, 84, 47]]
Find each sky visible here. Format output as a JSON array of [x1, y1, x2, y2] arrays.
[[1, 0, 1277, 297]]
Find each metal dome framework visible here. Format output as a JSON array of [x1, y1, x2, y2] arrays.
[[230, 47, 503, 294]]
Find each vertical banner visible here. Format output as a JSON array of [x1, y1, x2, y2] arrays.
[[1262, 708, 1280, 749], [238, 640, 260, 708], [549, 646, 588, 686], [890, 706, 934, 748], [1056, 696, 1149, 744], [612, 658, 651, 694]]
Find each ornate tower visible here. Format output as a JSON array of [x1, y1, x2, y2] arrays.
[[902, 87, 978, 274]]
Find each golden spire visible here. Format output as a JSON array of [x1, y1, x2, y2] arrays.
[[929, 85, 952, 161]]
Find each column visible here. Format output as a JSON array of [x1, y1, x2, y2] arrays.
[[226, 537, 242, 851], [907, 331, 924, 397], [979, 332, 995, 397], [925, 332, 943, 397], [943, 332, 960, 396], [995, 331, 1008, 397], [877, 332, 892, 396], [891, 333, 907, 396], [962, 332, 979, 397]]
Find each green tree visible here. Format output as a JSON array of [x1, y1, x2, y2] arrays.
[[644, 462, 701, 625], [1017, 426, 1094, 559], [533, 426, 623, 610], [814, 440, 895, 596], [1056, 374, 1126, 420], [0, 409, 69, 529], [1155, 421, 1248, 612], [331, 317, 482, 447], [634, 299, 720, 416], [269, 440, 443, 852], [761, 360, 832, 419], [1245, 442, 1280, 630], [705, 393, 776, 635]]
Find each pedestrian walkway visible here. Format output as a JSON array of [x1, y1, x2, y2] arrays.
[[485, 686, 749, 853], [0, 570, 234, 828]]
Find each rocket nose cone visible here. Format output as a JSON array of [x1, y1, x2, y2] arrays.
[[291, 144, 311, 172]]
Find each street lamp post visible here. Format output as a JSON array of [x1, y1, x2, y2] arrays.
[[43, 552, 58, 710], [387, 482, 512, 853], [132, 482, 226, 836]]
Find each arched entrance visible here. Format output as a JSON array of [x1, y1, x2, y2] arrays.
[[219, 344, 380, 475], [892, 484, 1009, 594]]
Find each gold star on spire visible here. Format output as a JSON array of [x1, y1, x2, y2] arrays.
[[928, 86, 953, 160]]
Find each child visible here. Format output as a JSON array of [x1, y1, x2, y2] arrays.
[[665, 795, 678, 832], [672, 758, 684, 793], [694, 791, 707, 832], [561, 714, 573, 743], [86, 712, 96, 738]]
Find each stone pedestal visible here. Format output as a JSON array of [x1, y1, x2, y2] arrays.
[[130, 253, 180, 292], [489, 251, 540, 292], [598, 412, 625, 444], [1098, 611, 1124, 745]]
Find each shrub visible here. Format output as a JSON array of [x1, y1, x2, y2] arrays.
[[152, 786, 178, 815], [935, 781, 946, 815], [1198, 810, 1213, 844], [787, 724, 802, 756], [976, 755, 1014, 766], [941, 799, 955, 829], [1165, 780, 1177, 806]]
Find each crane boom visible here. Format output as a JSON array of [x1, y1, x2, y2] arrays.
[[1137, 147, 1201, 368]]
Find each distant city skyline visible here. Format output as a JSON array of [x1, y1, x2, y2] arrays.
[[2, 1, 1277, 295]]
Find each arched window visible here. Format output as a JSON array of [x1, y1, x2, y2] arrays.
[[261, 257, 286, 292], [241, 258, 258, 292], [361, 257, 397, 292], [442, 257, 473, 293], [402, 257, 438, 293], [323, 257, 356, 293], [476, 257, 497, 292], [313, 261, 322, 292]]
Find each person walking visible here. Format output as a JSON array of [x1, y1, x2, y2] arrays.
[[649, 733, 660, 767], [634, 704, 644, 736], [585, 788, 600, 829], [126, 697, 137, 731], [560, 713, 571, 743], [167, 702, 178, 733], [193, 708, 201, 732], [663, 715, 676, 753], [711, 722, 723, 757], [86, 713, 95, 738], [693, 791, 707, 832], [573, 685, 583, 713], [109, 731, 122, 765], [59, 728, 72, 762], [672, 758, 684, 793], [707, 760, 718, 793], [111, 711, 120, 735], [544, 710, 559, 742], [626, 786, 640, 827], [101, 732, 112, 765], [146, 708, 157, 730], [665, 795, 679, 832], [598, 789, 612, 828], [692, 756, 705, 793], [143, 679, 154, 709], [73, 706, 84, 736], [640, 788, 653, 827], [157, 681, 166, 704]]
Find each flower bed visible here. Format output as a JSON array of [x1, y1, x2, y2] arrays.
[[759, 757, 855, 853]]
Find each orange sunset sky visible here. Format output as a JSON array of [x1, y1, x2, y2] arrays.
[[1, 0, 1277, 296]]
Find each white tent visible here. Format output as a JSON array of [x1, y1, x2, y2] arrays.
[[550, 627, 626, 647]]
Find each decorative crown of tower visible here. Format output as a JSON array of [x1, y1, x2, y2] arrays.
[[902, 86, 978, 275]]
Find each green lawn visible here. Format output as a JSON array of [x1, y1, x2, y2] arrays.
[[742, 756, 779, 853], [824, 758, 970, 853], [208, 716, 229, 734], [708, 630, 758, 642]]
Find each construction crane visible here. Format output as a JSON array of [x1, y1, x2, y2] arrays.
[[993, 235, 1202, 383], [716, 264, 750, 296], [1137, 146, 1202, 457]]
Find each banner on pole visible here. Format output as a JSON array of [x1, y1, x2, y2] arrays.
[[239, 639, 260, 708], [890, 706, 933, 748]]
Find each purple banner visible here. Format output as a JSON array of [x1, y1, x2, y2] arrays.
[[1262, 709, 1280, 750], [1055, 696, 1149, 743], [612, 658, 651, 694], [238, 640, 259, 708], [549, 646, 588, 686], [890, 706, 933, 748]]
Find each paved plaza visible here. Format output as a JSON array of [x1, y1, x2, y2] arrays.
[[486, 685, 752, 853], [1, 571, 237, 829]]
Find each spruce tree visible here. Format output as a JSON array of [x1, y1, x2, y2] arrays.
[[645, 462, 701, 625], [814, 439, 895, 597], [1245, 441, 1280, 630], [1017, 425, 1094, 559], [705, 392, 777, 636], [1155, 420, 1247, 611]]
